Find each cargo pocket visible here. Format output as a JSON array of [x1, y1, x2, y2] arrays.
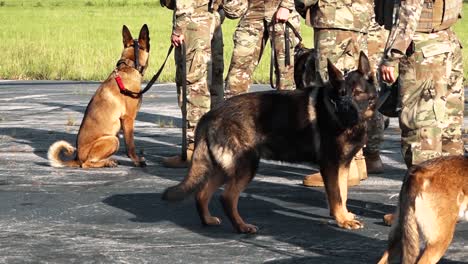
[[400, 79, 438, 130], [186, 48, 208, 85], [411, 126, 442, 164], [334, 38, 358, 73]]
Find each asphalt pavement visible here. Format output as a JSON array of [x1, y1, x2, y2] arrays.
[[0, 81, 466, 264]]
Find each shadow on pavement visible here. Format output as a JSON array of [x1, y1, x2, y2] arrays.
[[102, 176, 399, 263]]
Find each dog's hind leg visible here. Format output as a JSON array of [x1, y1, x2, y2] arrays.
[[196, 166, 225, 226], [378, 213, 402, 264], [416, 205, 458, 264], [81, 136, 120, 168], [322, 164, 364, 229], [220, 154, 259, 234]]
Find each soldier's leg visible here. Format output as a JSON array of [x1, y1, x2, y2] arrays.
[[209, 11, 224, 108], [225, 18, 266, 98], [269, 11, 301, 90], [365, 24, 388, 173], [363, 112, 385, 173], [398, 32, 455, 167], [313, 29, 363, 81], [441, 32, 464, 156], [163, 13, 215, 168]]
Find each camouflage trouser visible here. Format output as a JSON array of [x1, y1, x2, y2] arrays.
[[364, 23, 388, 155], [175, 11, 223, 144], [399, 29, 464, 167], [313, 28, 367, 82], [225, 11, 301, 97]]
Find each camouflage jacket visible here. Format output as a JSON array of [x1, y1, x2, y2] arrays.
[[243, 0, 296, 22], [172, 0, 222, 36], [383, 0, 462, 66], [310, 0, 374, 33]]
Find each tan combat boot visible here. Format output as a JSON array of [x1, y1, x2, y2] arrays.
[[364, 151, 384, 174], [354, 149, 368, 181], [383, 213, 395, 226], [162, 143, 194, 168], [302, 159, 361, 187]]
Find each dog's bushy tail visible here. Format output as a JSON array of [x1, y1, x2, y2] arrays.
[[162, 139, 210, 201], [400, 167, 421, 264], [47, 140, 80, 168]]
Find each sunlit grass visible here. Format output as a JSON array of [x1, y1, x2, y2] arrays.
[[0, 0, 465, 84]]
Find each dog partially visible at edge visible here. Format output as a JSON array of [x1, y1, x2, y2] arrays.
[[378, 155, 468, 264], [162, 52, 377, 233], [48, 25, 149, 168], [294, 44, 319, 90]]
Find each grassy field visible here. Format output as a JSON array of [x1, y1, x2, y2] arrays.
[[0, 0, 466, 84]]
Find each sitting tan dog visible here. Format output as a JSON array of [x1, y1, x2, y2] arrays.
[[48, 25, 149, 168], [378, 155, 468, 264]]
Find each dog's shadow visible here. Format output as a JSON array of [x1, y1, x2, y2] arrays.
[[102, 192, 387, 262], [102, 173, 396, 263], [0, 126, 181, 164], [102, 175, 467, 264]]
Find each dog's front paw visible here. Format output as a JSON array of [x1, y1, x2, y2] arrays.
[[106, 159, 119, 167], [236, 223, 258, 234], [134, 157, 146, 167], [337, 219, 364, 230], [202, 216, 222, 226]]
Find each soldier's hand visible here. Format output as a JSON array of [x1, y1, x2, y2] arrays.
[[380, 65, 396, 84], [275, 7, 290, 23], [171, 34, 185, 47]]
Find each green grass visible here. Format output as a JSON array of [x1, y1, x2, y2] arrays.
[[0, 0, 466, 84]]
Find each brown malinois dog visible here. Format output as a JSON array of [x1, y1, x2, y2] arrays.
[[48, 24, 150, 168], [378, 155, 468, 264], [162, 52, 377, 233]]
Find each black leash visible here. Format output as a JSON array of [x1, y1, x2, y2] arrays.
[[118, 44, 174, 98], [140, 45, 174, 95], [269, 21, 302, 89], [180, 43, 188, 161]]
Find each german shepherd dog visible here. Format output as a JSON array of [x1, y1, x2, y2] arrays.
[[48, 25, 149, 168], [162, 52, 377, 233], [378, 155, 468, 264]]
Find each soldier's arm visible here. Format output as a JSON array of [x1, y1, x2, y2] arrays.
[[380, 0, 425, 82], [382, 0, 425, 67]]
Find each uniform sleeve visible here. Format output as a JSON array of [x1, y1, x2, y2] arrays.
[[382, 0, 425, 66], [172, 0, 194, 36], [279, 0, 295, 11]]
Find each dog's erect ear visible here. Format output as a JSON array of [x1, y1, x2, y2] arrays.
[[327, 58, 344, 88], [357, 51, 371, 78], [122, 25, 133, 47], [138, 24, 150, 52]]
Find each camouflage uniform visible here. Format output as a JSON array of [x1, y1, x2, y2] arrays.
[[309, 0, 386, 174], [383, 0, 464, 167], [364, 16, 388, 157], [173, 0, 224, 145], [224, 0, 302, 97], [310, 0, 373, 81]]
